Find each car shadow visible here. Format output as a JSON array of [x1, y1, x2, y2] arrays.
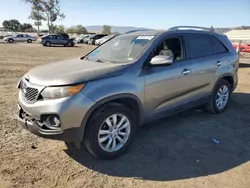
[[64, 92, 250, 181], [239, 62, 250, 68], [46, 45, 80, 48]]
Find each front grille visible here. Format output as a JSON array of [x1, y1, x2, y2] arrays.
[[24, 87, 39, 101]]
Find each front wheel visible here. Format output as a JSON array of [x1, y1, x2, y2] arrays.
[[205, 79, 232, 113], [8, 38, 14, 43], [67, 42, 72, 47], [84, 103, 137, 160]]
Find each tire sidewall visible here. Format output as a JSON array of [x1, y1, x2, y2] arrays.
[[85, 104, 137, 159], [67, 42, 72, 47], [212, 80, 232, 113], [45, 41, 51, 47]]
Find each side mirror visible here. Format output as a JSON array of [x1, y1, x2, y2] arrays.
[[150, 55, 174, 66]]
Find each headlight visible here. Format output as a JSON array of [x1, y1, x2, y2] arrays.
[[41, 84, 85, 99]]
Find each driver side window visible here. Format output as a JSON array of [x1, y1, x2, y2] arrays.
[[150, 36, 184, 62]]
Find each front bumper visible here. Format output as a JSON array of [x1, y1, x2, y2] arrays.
[[14, 108, 84, 142], [15, 90, 95, 142]]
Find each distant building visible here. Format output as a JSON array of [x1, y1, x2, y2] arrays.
[[225, 30, 250, 41]]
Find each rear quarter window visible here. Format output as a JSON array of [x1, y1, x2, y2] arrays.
[[186, 34, 213, 59], [210, 36, 228, 54]]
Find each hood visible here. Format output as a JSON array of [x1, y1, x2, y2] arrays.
[[24, 58, 127, 86]]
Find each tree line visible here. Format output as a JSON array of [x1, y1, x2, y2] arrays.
[[2, 0, 112, 35]]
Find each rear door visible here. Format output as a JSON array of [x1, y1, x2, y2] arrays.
[[22, 34, 28, 41], [56, 35, 68, 45], [185, 34, 226, 98]]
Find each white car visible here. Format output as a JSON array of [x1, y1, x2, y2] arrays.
[[95, 35, 115, 45], [3, 34, 36, 43]]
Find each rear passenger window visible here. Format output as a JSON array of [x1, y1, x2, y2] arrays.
[[210, 36, 228, 54], [187, 34, 213, 58]]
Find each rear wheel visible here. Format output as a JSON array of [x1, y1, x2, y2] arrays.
[[205, 79, 232, 113], [8, 38, 14, 43], [84, 103, 137, 160], [27, 39, 32, 43]]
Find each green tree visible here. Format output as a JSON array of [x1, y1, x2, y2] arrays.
[[66, 27, 75, 34], [28, 1, 45, 34], [19, 23, 33, 32], [66, 25, 88, 34], [75, 25, 88, 34], [55, 25, 65, 33], [24, 0, 65, 33], [2, 19, 21, 31], [102, 25, 111, 35], [25, 28, 37, 33]]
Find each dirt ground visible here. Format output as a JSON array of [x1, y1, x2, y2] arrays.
[[0, 43, 249, 188]]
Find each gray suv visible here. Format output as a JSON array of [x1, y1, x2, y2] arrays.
[[15, 26, 238, 159]]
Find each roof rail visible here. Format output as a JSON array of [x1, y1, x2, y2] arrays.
[[168, 26, 213, 32]]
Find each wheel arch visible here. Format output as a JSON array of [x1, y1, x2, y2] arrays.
[[215, 74, 234, 90], [79, 94, 143, 142]]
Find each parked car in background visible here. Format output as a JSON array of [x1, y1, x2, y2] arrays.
[[40, 34, 74, 47], [83, 35, 93, 44], [95, 35, 116, 45], [15, 26, 238, 160], [84, 35, 95, 44], [75, 35, 89, 43], [3, 34, 36, 43], [74, 37, 84, 43], [88, 34, 107, 45]]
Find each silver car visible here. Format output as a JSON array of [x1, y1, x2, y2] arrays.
[[95, 35, 116, 45], [3, 34, 36, 43], [15, 26, 238, 159]]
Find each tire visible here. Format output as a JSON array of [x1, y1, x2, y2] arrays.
[[67, 42, 72, 47], [45, 41, 51, 47], [8, 38, 14, 43], [205, 79, 232, 114], [27, 39, 32, 43], [84, 103, 137, 160]]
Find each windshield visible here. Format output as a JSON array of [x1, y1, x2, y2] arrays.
[[86, 34, 154, 63]]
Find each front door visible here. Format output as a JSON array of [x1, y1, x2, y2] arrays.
[[143, 36, 194, 118], [15, 34, 23, 41]]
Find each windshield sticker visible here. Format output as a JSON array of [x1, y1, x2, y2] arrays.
[[136, 36, 154, 40]]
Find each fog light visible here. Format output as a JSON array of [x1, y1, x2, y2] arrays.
[[47, 116, 60, 127]]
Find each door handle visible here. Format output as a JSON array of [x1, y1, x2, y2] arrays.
[[216, 61, 223, 66], [182, 69, 191, 75]]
